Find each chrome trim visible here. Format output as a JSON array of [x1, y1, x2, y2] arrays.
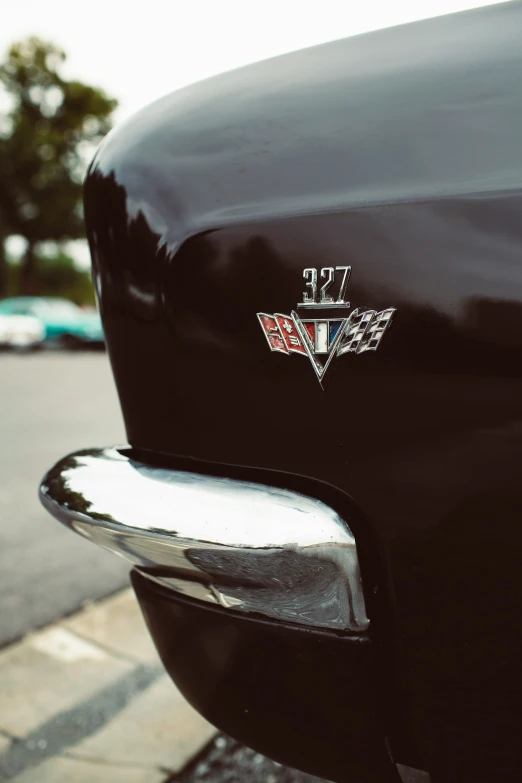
[[291, 309, 347, 388], [297, 266, 352, 308], [40, 447, 369, 633]]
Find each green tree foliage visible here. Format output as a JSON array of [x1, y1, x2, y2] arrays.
[[0, 37, 117, 296], [7, 249, 96, 305]]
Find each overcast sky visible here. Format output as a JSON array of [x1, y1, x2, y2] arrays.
[[1, 0, 507, 265], [2, 0, 507, 122]]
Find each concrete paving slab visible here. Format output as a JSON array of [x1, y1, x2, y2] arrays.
[[10, 755, 167, 783], [0, 582, 216, 781], [65, 589, 159, 664], [30, 627, 106, 662], [0, 630, 132, 736], [71, 674, 217, 774]]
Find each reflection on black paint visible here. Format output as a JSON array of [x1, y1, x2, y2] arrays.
[[86, 170, 168, 322], [393, 484, 522, 781]]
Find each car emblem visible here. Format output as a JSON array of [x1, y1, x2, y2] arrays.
[[257, 267, 396, 389]]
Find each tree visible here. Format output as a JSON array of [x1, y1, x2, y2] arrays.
[[6, 248, 96, 305], [0, 37, 117, 296]]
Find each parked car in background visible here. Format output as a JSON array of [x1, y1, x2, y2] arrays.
[[0, 297, 104, 348], [0, 312, 44, 350]]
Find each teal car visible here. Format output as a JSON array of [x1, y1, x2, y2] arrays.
[[0, 297, 104, 347]]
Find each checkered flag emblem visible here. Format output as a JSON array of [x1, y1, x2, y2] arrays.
[[257, 306, 395, 389], [337, 308, 395, 356]]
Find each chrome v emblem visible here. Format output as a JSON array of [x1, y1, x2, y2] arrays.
[[290, 310, 347, 389], [257, 267, 396, 390]]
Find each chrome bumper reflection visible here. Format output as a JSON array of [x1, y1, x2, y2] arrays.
[[40, 448, 369, 633]]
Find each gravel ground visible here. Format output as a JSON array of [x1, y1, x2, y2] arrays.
[[172, 735, 329, 783]]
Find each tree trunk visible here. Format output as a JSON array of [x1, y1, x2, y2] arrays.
[[19, 241, 37, 295], [0, 235, 7, 299]]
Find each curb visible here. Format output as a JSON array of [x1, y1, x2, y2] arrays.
[[0, 588, 216, 782]]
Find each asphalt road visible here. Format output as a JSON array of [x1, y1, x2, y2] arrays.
[[0, 351, 129, 648]]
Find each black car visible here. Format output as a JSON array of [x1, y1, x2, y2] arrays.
[[40, 3, 522, 781]]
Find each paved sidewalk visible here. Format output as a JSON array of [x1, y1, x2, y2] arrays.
[[0, 587, 429, 783], [0, 589, 216, 782]]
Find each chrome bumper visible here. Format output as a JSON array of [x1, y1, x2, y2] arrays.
[[40, 447, 369, 633]]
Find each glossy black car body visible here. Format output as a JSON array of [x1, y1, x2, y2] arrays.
[[49, 3, 522, 781]]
